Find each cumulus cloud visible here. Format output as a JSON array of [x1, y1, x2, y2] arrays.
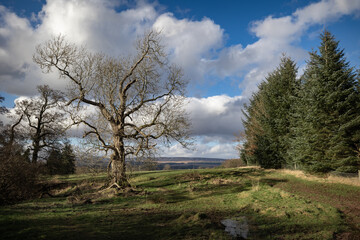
[[0, 0, 159, 96], [154, 95, 245, 159], [0, 0, 224, 96], [294, 0, 360, 26], [153, 13, 223, 81], [36, 0, 157, 54], [161, 140, 238, 159], [188, 95, 245, 137]]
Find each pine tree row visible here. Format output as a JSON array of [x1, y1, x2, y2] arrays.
[[241, 31, 360, 173]]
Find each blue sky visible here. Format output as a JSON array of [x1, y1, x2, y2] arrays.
[[1, 0, 360, 158]]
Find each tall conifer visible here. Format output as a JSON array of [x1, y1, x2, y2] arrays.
[[241, 57, 298, 168], [291, 31, 360, 173], [262, 57, 299, 168]]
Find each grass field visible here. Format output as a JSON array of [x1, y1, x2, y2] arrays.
[[0, 167, 359, 239]]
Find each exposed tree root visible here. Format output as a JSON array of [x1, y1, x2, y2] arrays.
[[107, 182, 122, 190]]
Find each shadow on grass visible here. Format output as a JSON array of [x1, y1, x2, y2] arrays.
[[227, 168, 266, 178], [136, 178, 178, 188], [192, 182, 252, 200], [146, 189, 191, 204], [259, 178, 288, 187], [0, 202, 343, 240]]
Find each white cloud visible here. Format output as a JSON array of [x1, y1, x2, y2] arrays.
[[161, 139, 238, 159], [0, 0, 159, 96], [251, 16, 302, 40], [0, 0, 224, 95], [294, 0, 360, 26], [187, 95, 245, 137], [36, 0, 158, 54], [153, 13, 223, 81]]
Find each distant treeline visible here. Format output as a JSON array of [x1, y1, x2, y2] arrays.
[[241, 31, 360, 173]]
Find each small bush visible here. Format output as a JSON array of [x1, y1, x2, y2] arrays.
[[0, 155, 39, 204], [221, 158, 246, 168], [163, 164, 171, 170]]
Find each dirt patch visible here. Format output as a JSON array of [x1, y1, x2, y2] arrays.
[[274, 180, 360, 239], [210, 178, 236, 185], [177, 172, 204, 181]]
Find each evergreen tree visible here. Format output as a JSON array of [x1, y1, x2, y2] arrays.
[[291, 31, 360, 173], [61, 143, 76, 174], [46, 143, 76, 175], [261, 57, 299, 168], [241, 88, 266, 166], [241, 57, 298, 168], [46, 149, 62, 175]]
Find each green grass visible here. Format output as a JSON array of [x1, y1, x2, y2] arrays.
[[0, 167, 356, 240]]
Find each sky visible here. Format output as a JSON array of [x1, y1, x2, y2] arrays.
[[0, 0, 360, 159]]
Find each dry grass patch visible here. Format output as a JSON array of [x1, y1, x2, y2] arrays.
[[210, 178, 236, 185], [278, 169, 360, 187]]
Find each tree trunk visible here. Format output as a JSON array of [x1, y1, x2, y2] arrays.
[[110, 153, 128, 187], [32, 141, 40, 163], [111, 132, 130, 188]]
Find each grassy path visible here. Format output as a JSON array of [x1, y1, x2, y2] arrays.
[[269, 172, 360, 239]]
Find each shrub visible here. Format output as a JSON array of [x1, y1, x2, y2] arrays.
[[0, 153, 39, 204], [221, 158, 246, 168]]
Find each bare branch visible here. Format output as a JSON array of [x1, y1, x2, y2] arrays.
[[33, 31, 192, 186]]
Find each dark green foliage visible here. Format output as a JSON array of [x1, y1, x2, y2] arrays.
[[241, 57, 298, 169], [240, 89, 264, 166], [242, 31, 360, 173], [262, 57, 299, 168], [61, 143, 76, 174], [290, 31, 360, 173], [46, 149, 62, 175], [47, 143, 76, 175]]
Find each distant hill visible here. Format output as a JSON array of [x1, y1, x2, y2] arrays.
[[155, 157, 225, 170]]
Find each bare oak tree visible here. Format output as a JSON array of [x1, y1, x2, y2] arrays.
[[33, 31, 192, 187], [0, 95, 28, 159], [14, 85, 67, 163]]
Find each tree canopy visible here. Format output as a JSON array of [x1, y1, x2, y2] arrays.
[[13, 85, 67, 163], [289, 31, 360, 173], [241, 31, 360, 173], [241, 56, 298, 169], [33, 31, 192, 187]]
